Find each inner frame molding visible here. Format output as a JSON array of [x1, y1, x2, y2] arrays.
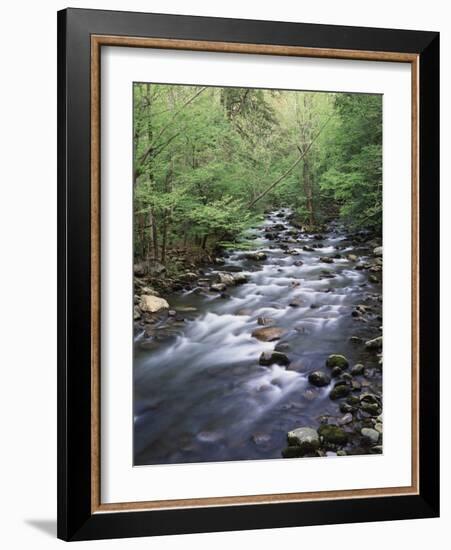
[[90, 34, 419, 514]]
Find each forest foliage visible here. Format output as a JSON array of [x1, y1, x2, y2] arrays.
[[133, 83, 382, 268]]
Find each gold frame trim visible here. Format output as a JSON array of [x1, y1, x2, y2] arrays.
[[90, 35, 420, 514]]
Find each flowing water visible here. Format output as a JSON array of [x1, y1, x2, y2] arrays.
[[134, 209, 382, 465]]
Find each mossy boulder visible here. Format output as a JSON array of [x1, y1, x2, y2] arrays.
[[329, 384, 351, 400], [282, 446, 306, 458], [318, 424, 349, 446], [326, 354, 349, 369]]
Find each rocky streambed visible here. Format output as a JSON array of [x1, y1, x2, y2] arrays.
[[133, 209, 383, 465]]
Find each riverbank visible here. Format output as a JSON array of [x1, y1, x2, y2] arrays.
[[133, 209, 383, 465]]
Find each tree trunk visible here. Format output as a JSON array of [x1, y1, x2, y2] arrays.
[[161, 216, 167, 264], [152, 213, 158, 260], [302, 160, 315, 227]]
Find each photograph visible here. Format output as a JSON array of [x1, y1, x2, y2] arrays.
[[132, 83, 384, 466]]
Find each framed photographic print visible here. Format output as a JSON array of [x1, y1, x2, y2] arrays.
[[57, 8, 439, 541]]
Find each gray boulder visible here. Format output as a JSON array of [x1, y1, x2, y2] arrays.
[[140, 295, 169, 313], [361, 428, 380, 445], [287, 427, 320, 455]]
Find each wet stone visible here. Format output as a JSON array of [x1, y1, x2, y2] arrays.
[[318, 424, 348, 445], [326, 355, 349, 369], [329, 384, 351, 400], [251, 327, 286, 342], [259, 351, 290, 366], [308, 371, 331, 387]]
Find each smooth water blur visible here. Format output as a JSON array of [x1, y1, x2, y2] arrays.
[[134, 209, 381, 465]]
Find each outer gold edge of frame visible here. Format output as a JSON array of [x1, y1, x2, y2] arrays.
[[90, 35, 420, 513]]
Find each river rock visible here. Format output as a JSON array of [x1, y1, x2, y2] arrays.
[[360, 402, 380, 415], [329, 384, 351, 400], [210, 283, 226, 292], [233, 273, 249, 285], [274, 342, 291, 353], [347, 254, 358, 262], [308, 371, 331, 387], [257, 316, 274, 326], [217, 272, 235, 286], [133, 306, 141, 320], [245, 252, 267, 261], [148, 261, 166, 275], [282, 446, 305, 458], [303, 245, 314, 252], [289, 298, 304, 307], [339, 404, 353, 416], [293, 260, 304, 267], [318, 424, 348, 445], [373, 246, 383, 256], [326, 354, 349, 369], [365, 336, 382, 350], [251, 327, 285, 342], [134, 263, 146, 276], [350, 363, 365, 376], [331, 366, 343, 378], [182, 271, 198, 281], [338, 413, 353, 425], [259, 351, 290, 366], [140, 295, 169, 313], [287, 427, 320, 454], [319, 256, 334, 264], [361, 427, 380, 445], [360, 393, 380, 405], [141, 286, 159, 296]]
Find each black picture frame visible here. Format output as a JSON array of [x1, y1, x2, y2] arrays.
[[57, 7, 439, 541]]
